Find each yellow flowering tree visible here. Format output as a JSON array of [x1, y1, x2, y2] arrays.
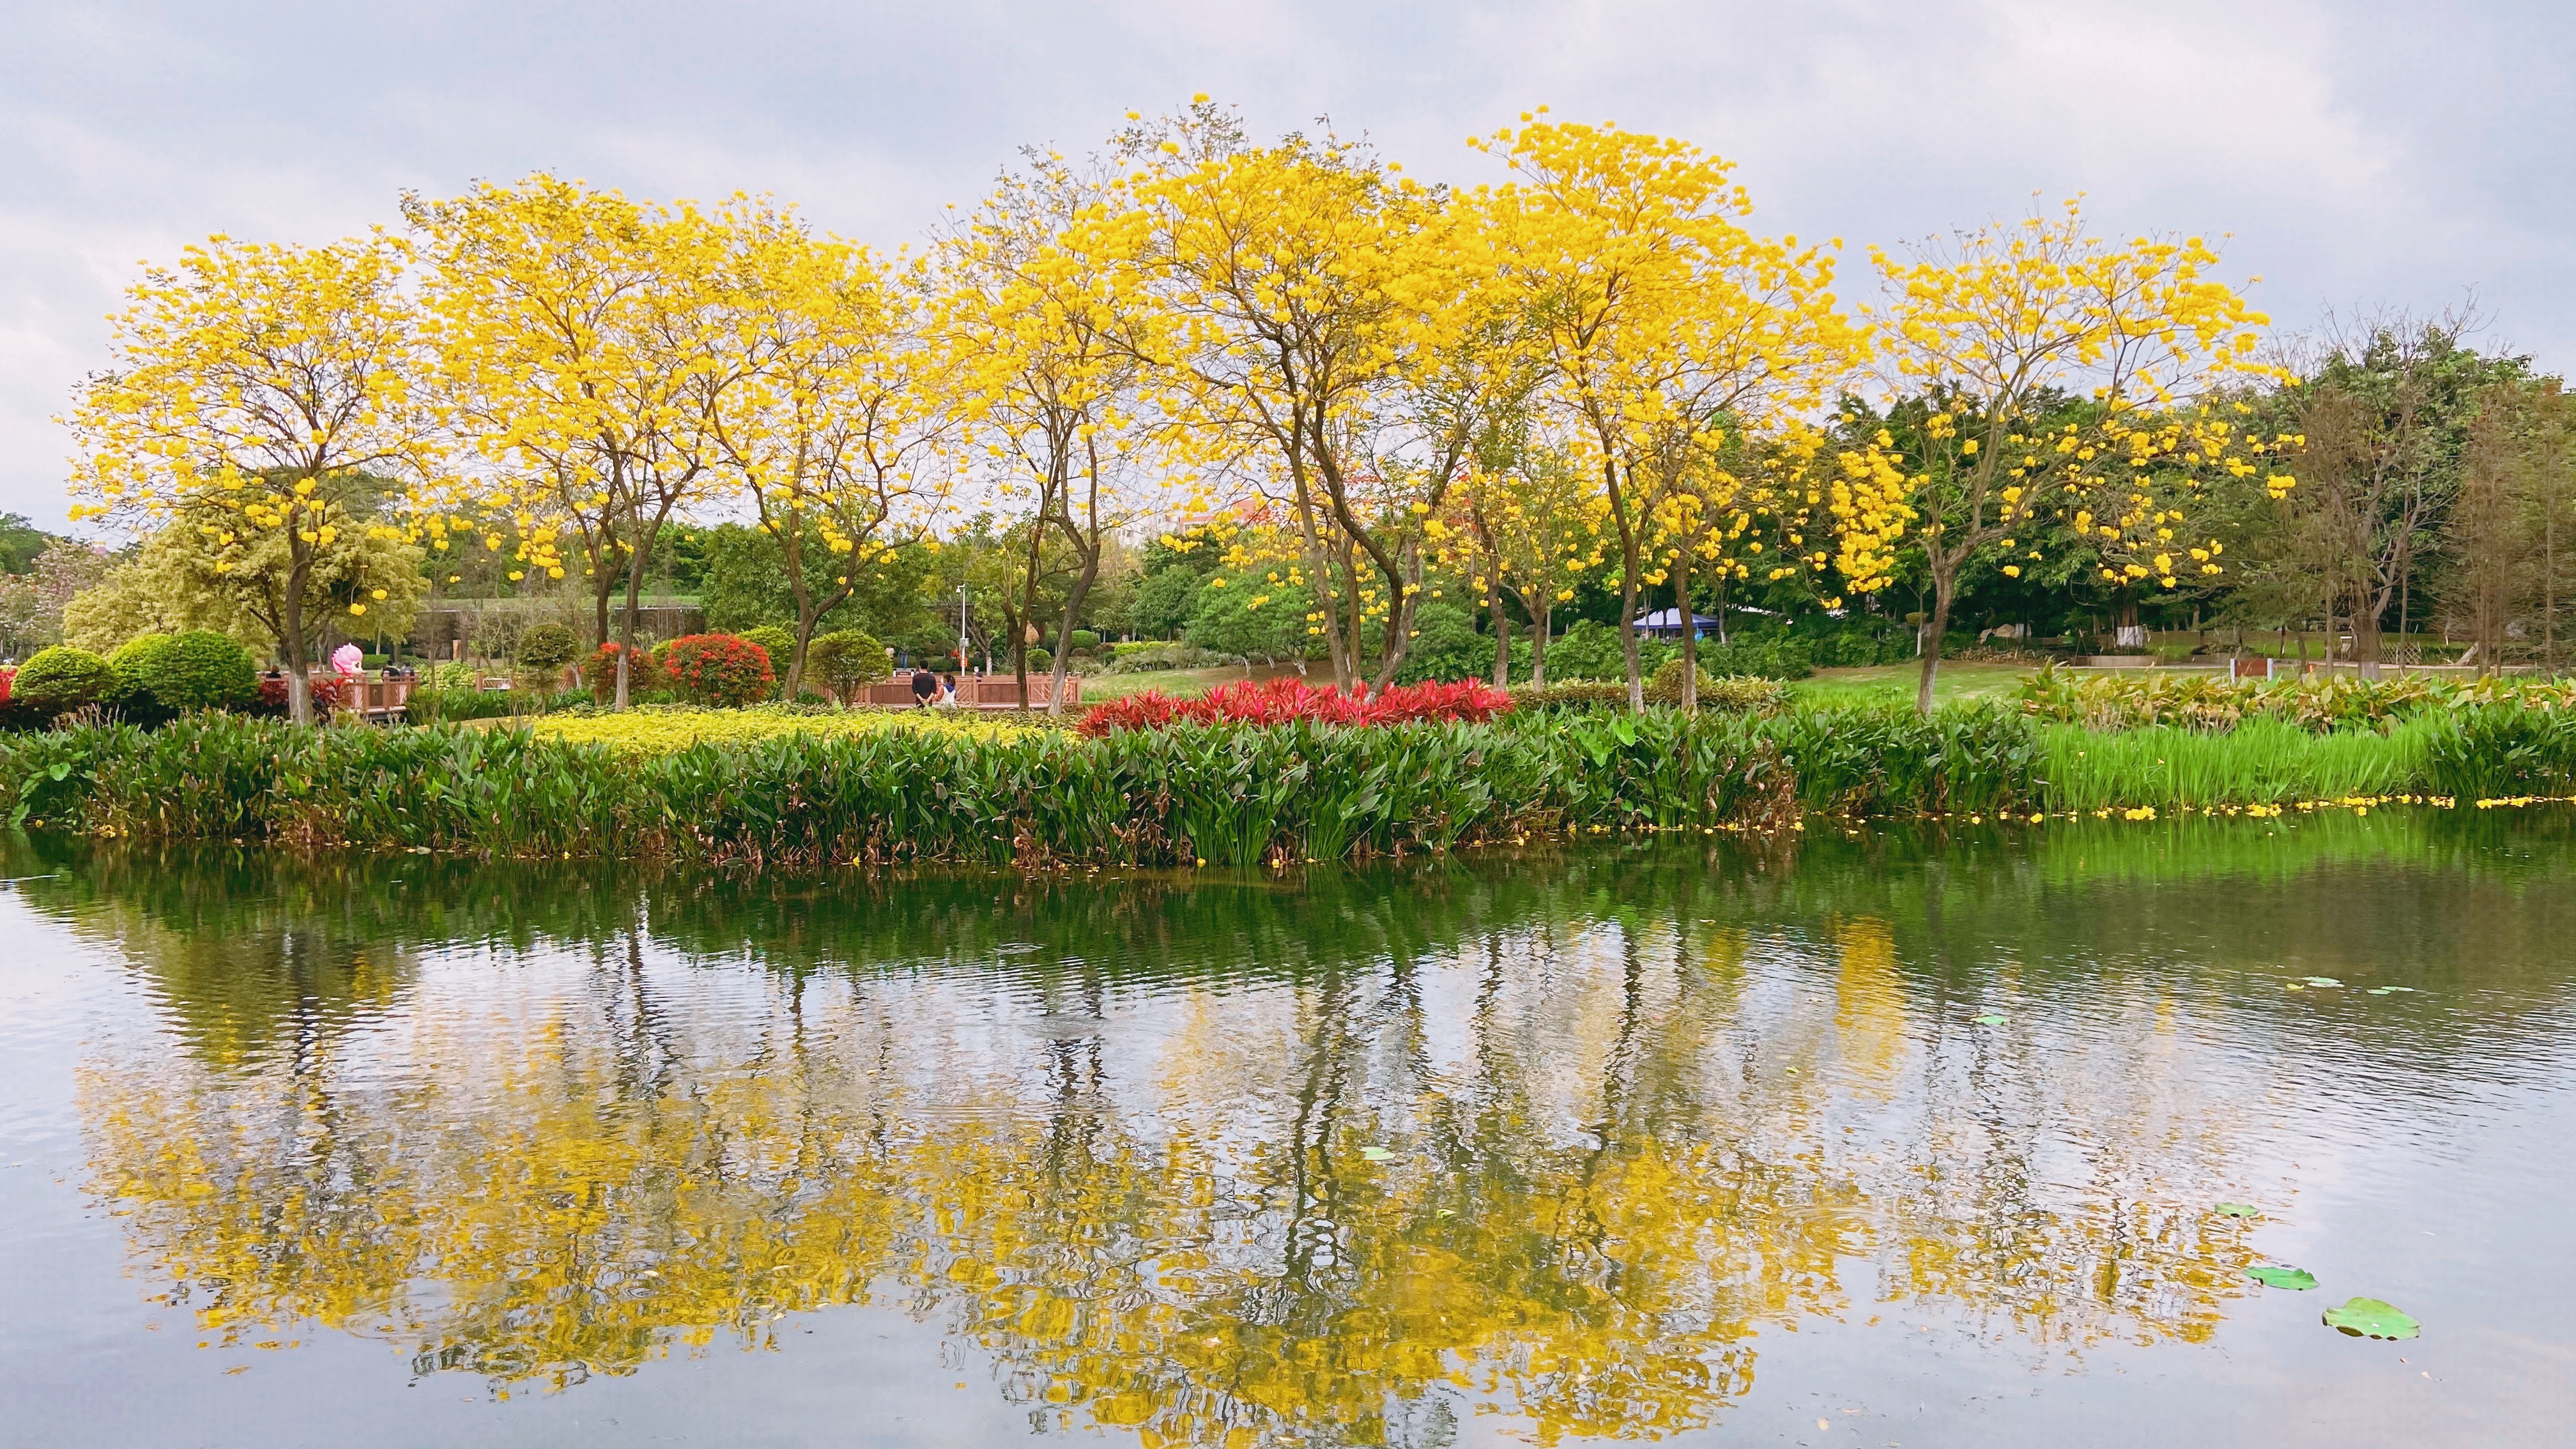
[[407, 176, 729, 709], [1438, 434, 1609, 687], [1485, 116, 1863, 709], [942, 145, 1167, 710], [65, 232, 441, 723], [1130, 103, 1477, 691], [700, 203, 958, 696], [1827, 201, 2286, 710]]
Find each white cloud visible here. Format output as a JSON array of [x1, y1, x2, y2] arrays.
[[1, 0, 2567, 529]]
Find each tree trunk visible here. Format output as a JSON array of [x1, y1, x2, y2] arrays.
[[1531, 600, 1549, 689], [1602, 459, 1644, 714], [616, 533, 652, 712], [1488, 568, 1509, 689], [2355, 588, 2385, 681], [280, 584, 313, 726], [1048, 550, 1100, 719], [1913, 564, 1956, 715], [1675, 546, 1697, 716]]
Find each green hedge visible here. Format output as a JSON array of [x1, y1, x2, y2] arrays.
[[10, 703, 2536, 869], [0, 705, 2044, 864]]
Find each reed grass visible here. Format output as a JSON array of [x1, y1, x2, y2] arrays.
[[2038, 716, 2444, 811]]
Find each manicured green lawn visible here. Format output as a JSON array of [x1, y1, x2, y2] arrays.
[[1787, 661, 2037, 707]]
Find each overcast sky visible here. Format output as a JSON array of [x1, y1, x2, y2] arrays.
[[4, 0, 2568, 530]]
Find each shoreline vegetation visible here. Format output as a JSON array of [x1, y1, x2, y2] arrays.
[[8, 670, 2576, 870]]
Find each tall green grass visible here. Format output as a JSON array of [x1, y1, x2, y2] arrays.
[[2039, 716, 2444, 811]]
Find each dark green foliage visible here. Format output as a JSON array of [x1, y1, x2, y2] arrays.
[[0, 512, 53, 574], [2423, 705, 2576, 800], [1392, 599, 1484, 684], [515, 623, 579, 671], [1184, 575, 1314, 663], [10, 646, 114, 718], [1068, 629, 1101, 652], [407, 687, 517, 723], [697, 523, 936, 642], [1543, 619, 1676, 681]]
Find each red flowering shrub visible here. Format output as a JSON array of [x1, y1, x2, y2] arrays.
[[0, 665, 13, 707], [252, 672, 354, 719], [583, 641, 665, 700], [1078, 677, 1512, 735], [663, 633, 775, 709]]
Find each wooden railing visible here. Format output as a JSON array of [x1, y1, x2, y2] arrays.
[[857, 671, 1084, 710]]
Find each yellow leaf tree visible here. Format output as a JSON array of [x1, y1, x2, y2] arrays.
[[942, 145, 1167, 712], [1831, 200, 2284, 710], [1131, 104, 1480, 691], [1486, 116, 1862, 710], [701, 202, 958, 697], [407, 176, 730, 708], [66, 232, 443, 723]]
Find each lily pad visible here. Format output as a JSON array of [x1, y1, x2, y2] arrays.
[[2303, 977, 2342, 988], [2248, 1265, 2318, 1291], [1972, 1013, 2010, 1025], [2215, 1202, 2261, 1218], [2367, 986, 2417, 996], [1358, 1146, 1395, 1162], [2322, 1297, 2420, 1340], [995, 942, 1044, 955]]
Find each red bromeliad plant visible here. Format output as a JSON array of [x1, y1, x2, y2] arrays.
[[663, 634, 776, 709], [1078, 677, 1513, 735]]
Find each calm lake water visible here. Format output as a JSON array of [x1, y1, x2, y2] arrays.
[[3, 813, 2572, 1447]]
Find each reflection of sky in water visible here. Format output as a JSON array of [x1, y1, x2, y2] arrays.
[[3, 813, 2573, 1446]]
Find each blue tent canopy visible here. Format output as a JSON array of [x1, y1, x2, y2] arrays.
[[1631, 608, 1721, 639]]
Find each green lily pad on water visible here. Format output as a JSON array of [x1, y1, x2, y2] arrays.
[[2303, 977, 2342, 988], [2322, 1297, 2420, 1340], [2215, 1202, 2260, 1218], [2248, 1265, 2318, 1291], [2368, 986, 2417, 996], [1359, 1146, 1395, 1162], [1973, 1013, 2009, 1025]]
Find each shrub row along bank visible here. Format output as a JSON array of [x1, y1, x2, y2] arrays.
[[5, 706, 2566, 869], [1, 709, 2032, 868]]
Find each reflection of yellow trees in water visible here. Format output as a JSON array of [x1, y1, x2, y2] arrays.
[[83, 915, 2265, 1445]]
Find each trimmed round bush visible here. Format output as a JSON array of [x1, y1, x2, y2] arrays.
[[806, 629, 889, 701], [134, 631, 258, 714], [737, 625, 796, 662], [1068, 629, 1101, 652], [516, 622, 579, 671], [107, 634, 181, 719], [663, 633, 775, 709], [11, 645, 116, 717], [1027, 647, 1053, 673]]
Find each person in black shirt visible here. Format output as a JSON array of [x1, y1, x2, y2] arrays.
[[910, 669, 939, 707]]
